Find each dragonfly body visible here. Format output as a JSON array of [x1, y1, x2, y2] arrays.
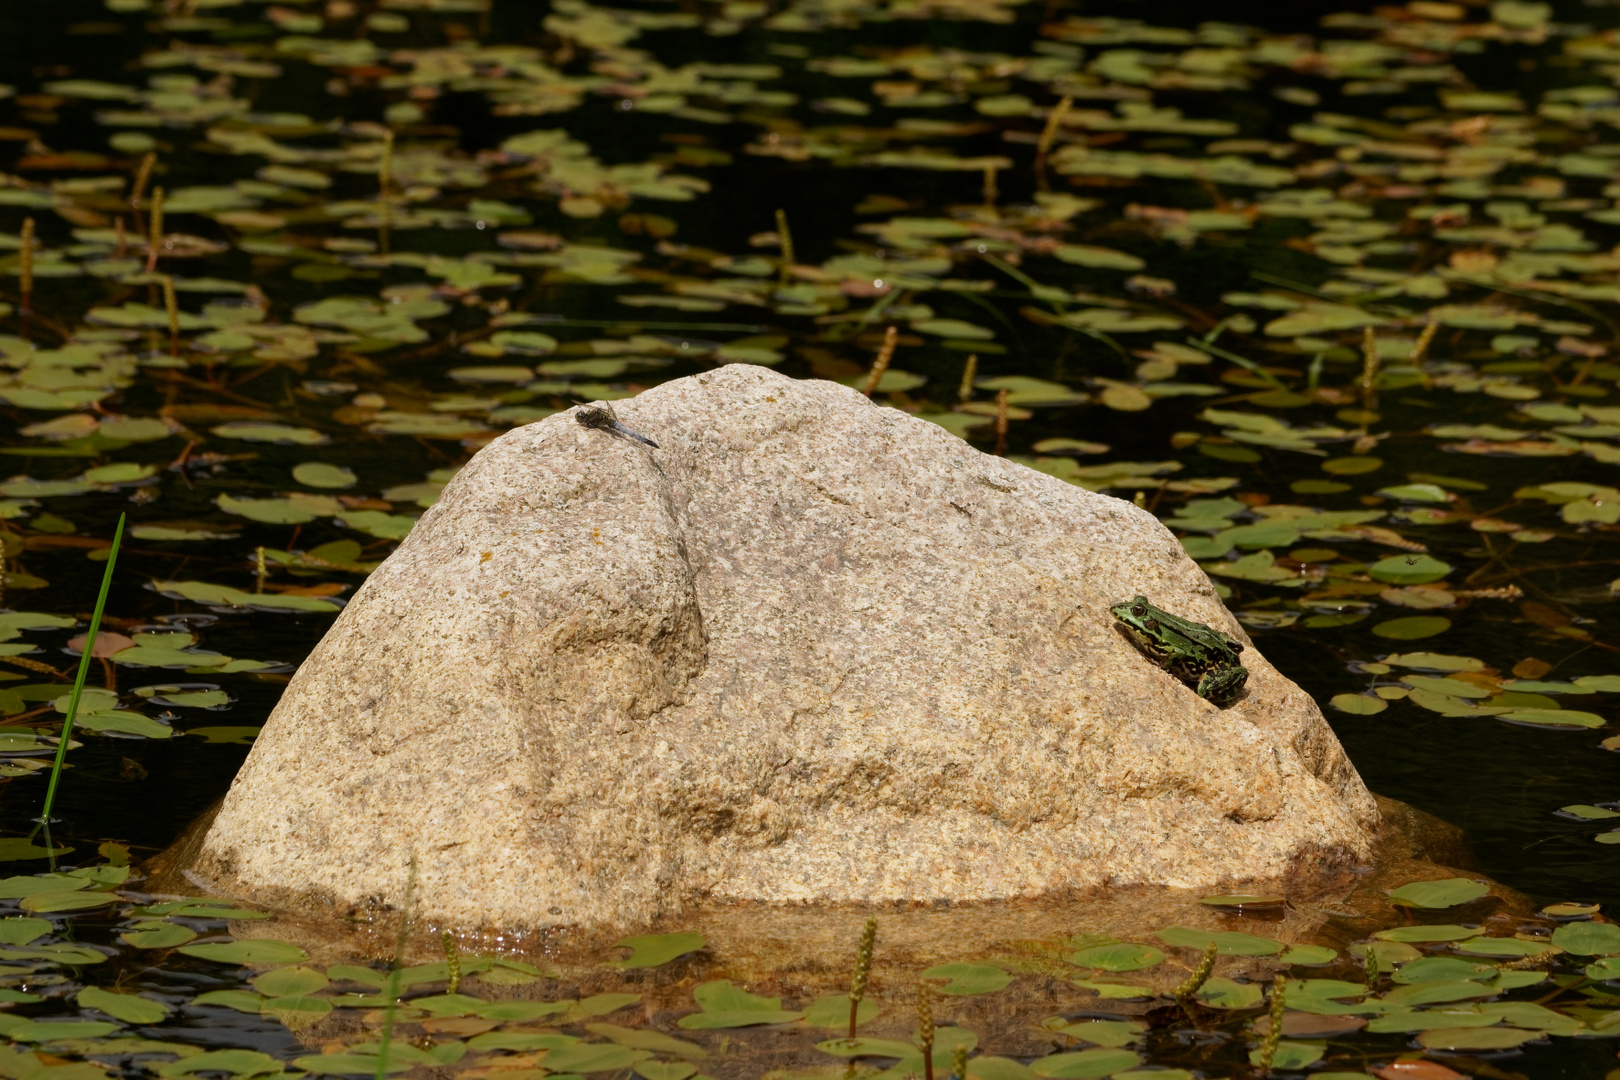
[[574, 401, 658, 448]]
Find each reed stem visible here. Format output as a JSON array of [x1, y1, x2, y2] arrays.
[[39, 513, 125, 826]]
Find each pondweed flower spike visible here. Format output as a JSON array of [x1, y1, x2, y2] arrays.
[[848, 915, 877, 1039], [917, 982, 934, 1080], [1256, 974, 1286, 1074], [442, 931, 461, 994], [958, 354, 977, 402], [1363, 944, 1379, 994], [1174, 941, 1218, 1002], [863, 325, 897, 398], [1409, 318, 1439, 365], [951, 1042, 968, 1080]]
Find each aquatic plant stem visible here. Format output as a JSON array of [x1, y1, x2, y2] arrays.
[[375, 854, 417, 1080], [1034, 96, 1072, 191], [379, 130, 394, 255], [775, 208, 794, 293], [145, 187, 165, 273], [130, 152, 156, 212], [993, 389, 1009, 456], [958, 354, 977, 402], [38, 513, 125, 826], [917, 982, 934, 1080], [1359, 325, 1380, 409], [18, 217, 34, 318], [162, 275, 180, 356]]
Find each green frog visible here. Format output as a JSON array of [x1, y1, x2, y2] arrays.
[[1109, 595, 1249, 707]]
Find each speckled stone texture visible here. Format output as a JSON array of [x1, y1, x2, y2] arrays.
[[196, 364, 1380, 933]]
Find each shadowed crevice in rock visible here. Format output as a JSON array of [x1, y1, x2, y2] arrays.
[[194, 365, 1380, 933]]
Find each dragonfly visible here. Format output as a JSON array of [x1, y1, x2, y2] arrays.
[[573, 400, 659, 448]]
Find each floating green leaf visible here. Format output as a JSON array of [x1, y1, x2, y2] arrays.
[[1387, 878, 1491, 909], [178, 939, 310, 965], [78, 986, 169, 1024], [921, 962, 1013, 995]]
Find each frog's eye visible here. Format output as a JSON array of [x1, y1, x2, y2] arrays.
[[1143, 617, 1158, 632], [1130, 602, 1145, 617]]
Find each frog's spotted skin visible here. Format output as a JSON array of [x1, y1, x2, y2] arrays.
[[1109, 595, 1249, 708]]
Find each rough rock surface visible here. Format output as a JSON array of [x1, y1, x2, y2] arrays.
[[196, 364, 1380, 932]]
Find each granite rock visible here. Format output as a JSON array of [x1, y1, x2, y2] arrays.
[[195, 364, 1380, 932]]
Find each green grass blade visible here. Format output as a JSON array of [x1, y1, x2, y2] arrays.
[[39, 512, 126, 825]]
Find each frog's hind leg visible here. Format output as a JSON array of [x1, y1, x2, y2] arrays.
[[1198, 666, 1249, 707]]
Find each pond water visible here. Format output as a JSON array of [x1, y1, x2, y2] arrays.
[[4, 0, 1620, 1076]]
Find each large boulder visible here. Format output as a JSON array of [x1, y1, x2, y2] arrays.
[[194, 364, 1379, 933]]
